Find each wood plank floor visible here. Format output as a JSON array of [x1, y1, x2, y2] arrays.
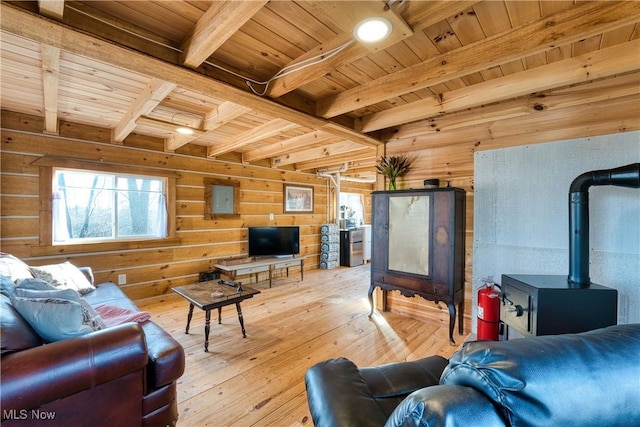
[[140, 264, 471, 427]]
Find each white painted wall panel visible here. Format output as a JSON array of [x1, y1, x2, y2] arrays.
[[473, 131, 640, 332]]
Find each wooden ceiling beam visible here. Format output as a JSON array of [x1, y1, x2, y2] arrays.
[[40, 44, 60, 135], [389, 94, 640, 152], [294, 148, 376, 171], [243, 130, 339, 163], [180, 1, 267, 68], [266, 34, 362, 98], [388, 72, 640, 141], [362, 39, 640, 132], [271, 140, 368, 168], [37, 0, 64, 20], [112, 78, 176, 143], [317, 1, 640, 118], [207, 118, 299, 158], [203, 102, 252, 132]]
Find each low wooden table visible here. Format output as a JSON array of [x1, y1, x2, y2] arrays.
[[214, 256, 305, 288], [172, 281, 260, 352]]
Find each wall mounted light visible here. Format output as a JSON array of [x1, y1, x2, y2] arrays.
[[353, 17, 393, 44]]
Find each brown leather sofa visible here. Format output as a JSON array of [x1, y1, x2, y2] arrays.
[[1, 266, 185, 427]]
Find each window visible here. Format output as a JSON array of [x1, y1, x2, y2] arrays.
[[339, 192, 364, 227], [53, 169, 167, 243]]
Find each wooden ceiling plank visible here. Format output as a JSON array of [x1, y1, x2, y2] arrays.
[[38, 0, 65, 20], [112, 78, 176, 143], [317, 1, 640, 118], [243, 130, 338, 163], [207, 118, 299, 158], [405, 1, 481, 29], [361, 38, 640, 132], [272, 140, 367, 167], [135, 116, 203, 135], [40, 44, 60, 134], [267, 1, 478, 98], [180, 0, 268, 68], [203, 101, 252, 131]]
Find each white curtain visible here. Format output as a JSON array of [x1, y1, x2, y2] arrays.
[[52, 189, 69, 242], [152, 193, 168, 237]]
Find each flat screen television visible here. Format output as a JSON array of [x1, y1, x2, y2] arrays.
[[248, 226, 300, 258]]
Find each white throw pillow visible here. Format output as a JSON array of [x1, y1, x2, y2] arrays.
[[30, 262, 95, 295], [0, 253, 34, 282]]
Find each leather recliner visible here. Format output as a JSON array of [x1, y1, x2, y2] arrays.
[[305, 323, 640, 427]]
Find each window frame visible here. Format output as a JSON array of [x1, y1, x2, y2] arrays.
[[34, 157, 180, 255]]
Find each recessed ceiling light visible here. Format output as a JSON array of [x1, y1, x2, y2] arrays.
[[353, 17, 393, 44], [176, 127, 194, 135]]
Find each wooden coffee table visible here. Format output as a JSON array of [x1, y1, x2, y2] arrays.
[[172, 281, 260, 352]]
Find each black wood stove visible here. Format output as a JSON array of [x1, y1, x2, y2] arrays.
[[501, 163, 640, 337]]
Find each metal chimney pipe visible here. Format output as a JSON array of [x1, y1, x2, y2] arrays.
[[568, 163, 640, 287]]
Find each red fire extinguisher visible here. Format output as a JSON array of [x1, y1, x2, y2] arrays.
[[477, 283, 501, 341]]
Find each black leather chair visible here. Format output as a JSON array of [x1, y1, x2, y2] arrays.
[[305, 355, 448, 427], [305, 324, 640, 427]]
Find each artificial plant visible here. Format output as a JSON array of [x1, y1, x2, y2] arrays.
[[375, 155, 412, 190]]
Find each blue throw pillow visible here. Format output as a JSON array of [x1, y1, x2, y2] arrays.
[[1, 275, 17, 298], [11, 287, 106, 343], [15, 277, 57, 291]]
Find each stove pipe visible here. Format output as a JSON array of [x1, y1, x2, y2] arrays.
[[568, 163, 640, 288]]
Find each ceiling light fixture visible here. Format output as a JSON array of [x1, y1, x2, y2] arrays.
[[175, 126, 195, 135], [353, 17, 393, 44]]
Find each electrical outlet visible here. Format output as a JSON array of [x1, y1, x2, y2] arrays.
[[269, 213, 274, 220], [118, 274, 127, 285]]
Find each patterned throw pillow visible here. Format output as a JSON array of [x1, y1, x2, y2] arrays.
[[30, 262, 95, 295], [12, 288, 106, 342], [15, 277, 57, 291]]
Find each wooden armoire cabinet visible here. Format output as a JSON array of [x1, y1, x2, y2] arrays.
[[368, 188, 466, 344]]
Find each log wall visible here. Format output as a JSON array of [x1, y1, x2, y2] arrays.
[[0, 111, 373, 301]]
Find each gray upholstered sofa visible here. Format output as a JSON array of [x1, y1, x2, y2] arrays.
[[305, 323, 640, 427]]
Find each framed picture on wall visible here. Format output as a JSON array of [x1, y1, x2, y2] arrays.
[[284, 184, 314, 213]]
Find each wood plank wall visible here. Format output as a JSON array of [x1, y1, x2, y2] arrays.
[[0, 110, 373, 302]]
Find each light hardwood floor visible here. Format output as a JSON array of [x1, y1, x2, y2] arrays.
[[140, 264, 471, 427]]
